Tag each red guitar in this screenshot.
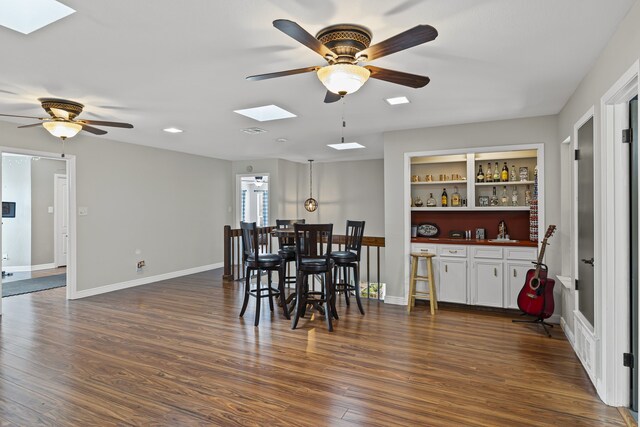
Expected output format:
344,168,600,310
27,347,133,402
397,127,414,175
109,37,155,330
516,225,557,319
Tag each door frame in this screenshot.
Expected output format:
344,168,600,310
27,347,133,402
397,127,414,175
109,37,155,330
597,59,639,406
53,173,67,268
0,147,76,311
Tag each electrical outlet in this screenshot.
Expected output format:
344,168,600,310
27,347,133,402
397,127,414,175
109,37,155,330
137,260,145,269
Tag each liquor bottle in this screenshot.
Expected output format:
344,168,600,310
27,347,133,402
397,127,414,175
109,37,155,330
476,165,484,182
486,163,493,182
490,186,499,206
493,162,500,182
441,188,448,207
451,186,461,207
426,193,437,207
500,186,508,206
510,165,517,181
501,162,509,182
511,186,519,206
525,185,532,206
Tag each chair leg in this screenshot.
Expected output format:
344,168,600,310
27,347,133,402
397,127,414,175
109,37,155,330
267,270,275,312
278,264,290,319
427,257,437,315
239,267,251,317
343,265,351,307
325,270,334,332
353,264,365,315
408,256,418,313
291,272,304,330
254,270,261,327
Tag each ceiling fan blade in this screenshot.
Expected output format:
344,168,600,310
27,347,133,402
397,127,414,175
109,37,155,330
365,66,430,88
17,123,44,129
0,113,46,120
357,25,438,61
80,124,107,135
324,91,342,103
79,119,134,128
273,19,336,59
247,66,320,81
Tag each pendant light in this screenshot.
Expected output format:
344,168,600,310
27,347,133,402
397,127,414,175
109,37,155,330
304,159,318,212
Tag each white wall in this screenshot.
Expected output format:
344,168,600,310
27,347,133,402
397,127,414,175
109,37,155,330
383,115,560,300
1,155,31,267
0,121,233,293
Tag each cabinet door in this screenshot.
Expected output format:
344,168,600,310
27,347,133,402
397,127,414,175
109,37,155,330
438,259,467,304
505,263,532,309
473,260,503,307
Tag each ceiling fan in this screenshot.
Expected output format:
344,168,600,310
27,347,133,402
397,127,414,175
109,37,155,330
0,98,133,140
247,19,438,103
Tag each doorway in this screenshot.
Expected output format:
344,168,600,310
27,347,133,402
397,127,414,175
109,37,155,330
1,154,67,298
237,175,269,227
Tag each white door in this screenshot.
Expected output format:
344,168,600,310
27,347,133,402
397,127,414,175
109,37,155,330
439,259,467,304
54,174,68,267
473,260,504,307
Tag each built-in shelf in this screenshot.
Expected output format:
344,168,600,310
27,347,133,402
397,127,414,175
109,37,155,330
411,207,471,211
411,206,530,211
475,181,535,186
412,180,467,185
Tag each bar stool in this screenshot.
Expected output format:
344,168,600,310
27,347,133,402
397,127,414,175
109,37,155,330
408,252,438,315
331,220,366,315
239,222,289,326
276,219,305,288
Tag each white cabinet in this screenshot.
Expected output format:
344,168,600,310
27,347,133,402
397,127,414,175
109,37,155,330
410,242,537,309
439,258,467,304
505,262,532,309
472,260,503,307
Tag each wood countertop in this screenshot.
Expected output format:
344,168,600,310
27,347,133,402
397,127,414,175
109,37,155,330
411,237,538,247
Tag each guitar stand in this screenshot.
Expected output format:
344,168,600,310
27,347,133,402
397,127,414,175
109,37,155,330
512,314,554,338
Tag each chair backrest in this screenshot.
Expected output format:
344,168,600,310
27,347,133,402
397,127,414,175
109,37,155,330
344,220,366,261
276,218,305,247
294,223,333,265
240,221,259,261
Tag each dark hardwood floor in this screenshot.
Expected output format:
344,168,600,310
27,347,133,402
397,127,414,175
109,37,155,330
0,268,624,426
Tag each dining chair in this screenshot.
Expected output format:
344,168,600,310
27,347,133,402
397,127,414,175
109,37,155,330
331,220,366,315
239,222,289,326
291,223,336,331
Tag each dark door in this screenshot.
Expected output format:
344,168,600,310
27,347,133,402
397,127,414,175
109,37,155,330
577,117,595,327
630,96,638,411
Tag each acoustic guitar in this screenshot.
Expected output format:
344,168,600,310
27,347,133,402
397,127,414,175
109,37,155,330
516,225,557,318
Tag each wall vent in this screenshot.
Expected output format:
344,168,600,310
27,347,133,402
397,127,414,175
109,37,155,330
241,127,267,135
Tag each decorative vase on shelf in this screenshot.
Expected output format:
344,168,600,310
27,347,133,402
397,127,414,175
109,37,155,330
414,196,424,207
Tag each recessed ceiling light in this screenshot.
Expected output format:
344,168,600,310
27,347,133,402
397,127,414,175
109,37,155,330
241,127,267,135
327,142,365,150
275,138,288,143
163,127,183,133
234,105,296,122
385,96,410,105
0,0,75,35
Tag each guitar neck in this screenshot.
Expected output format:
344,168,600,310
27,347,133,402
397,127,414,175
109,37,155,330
534,239,549,278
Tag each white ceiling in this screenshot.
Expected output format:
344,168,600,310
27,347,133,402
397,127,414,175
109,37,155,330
0,0,635,163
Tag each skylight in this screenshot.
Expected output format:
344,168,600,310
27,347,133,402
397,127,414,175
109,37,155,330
0,0,75,35
327,142,365,150
234,105,296,122
385,96,410,105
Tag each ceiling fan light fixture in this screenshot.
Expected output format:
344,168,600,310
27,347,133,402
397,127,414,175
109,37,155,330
42,121,82,139
317,64,370,96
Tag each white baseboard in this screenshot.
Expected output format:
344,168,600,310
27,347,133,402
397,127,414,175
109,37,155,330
384,295,407,305
547,313,561,324
69,262,223,299
561,317,575,346
3,263,56,273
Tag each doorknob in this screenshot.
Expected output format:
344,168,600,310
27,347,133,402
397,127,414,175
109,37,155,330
581,258,595,266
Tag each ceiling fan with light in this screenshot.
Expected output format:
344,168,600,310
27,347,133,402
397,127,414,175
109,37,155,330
0,98,133,140
247,19,438,103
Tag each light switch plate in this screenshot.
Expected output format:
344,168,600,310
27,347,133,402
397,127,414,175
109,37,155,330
48,206,54,213
78,207,88,216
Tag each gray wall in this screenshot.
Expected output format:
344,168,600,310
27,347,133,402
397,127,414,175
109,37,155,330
0,121,233,292
1,155,31,267
383,115,560,300
31,158,65,266
557,0,640,331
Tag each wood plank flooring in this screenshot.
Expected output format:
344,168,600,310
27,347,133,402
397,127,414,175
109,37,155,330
0,268,624,426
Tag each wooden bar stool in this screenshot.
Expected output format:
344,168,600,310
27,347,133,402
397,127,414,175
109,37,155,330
408,253,438,315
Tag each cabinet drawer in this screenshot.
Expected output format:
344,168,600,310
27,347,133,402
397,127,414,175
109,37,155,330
411,243,437,255
438,245,467,258
505,247,537,261
472,246,503,259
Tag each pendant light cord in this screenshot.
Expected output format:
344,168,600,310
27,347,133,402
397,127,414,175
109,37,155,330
309,160,313,198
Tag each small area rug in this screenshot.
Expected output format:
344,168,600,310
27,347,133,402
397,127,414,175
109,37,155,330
2,274,66,297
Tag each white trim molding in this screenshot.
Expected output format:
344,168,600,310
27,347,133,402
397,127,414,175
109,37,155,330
69,263,223,299
3,263,56,273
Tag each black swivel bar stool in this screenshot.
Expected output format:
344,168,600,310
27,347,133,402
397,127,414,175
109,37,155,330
239,222,289,326
276,219,305,289
331,220,366,315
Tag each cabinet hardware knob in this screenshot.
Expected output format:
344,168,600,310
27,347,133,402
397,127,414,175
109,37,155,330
445,265,448,273
449,250,457,253
513,269,517,277
494,267,497,276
